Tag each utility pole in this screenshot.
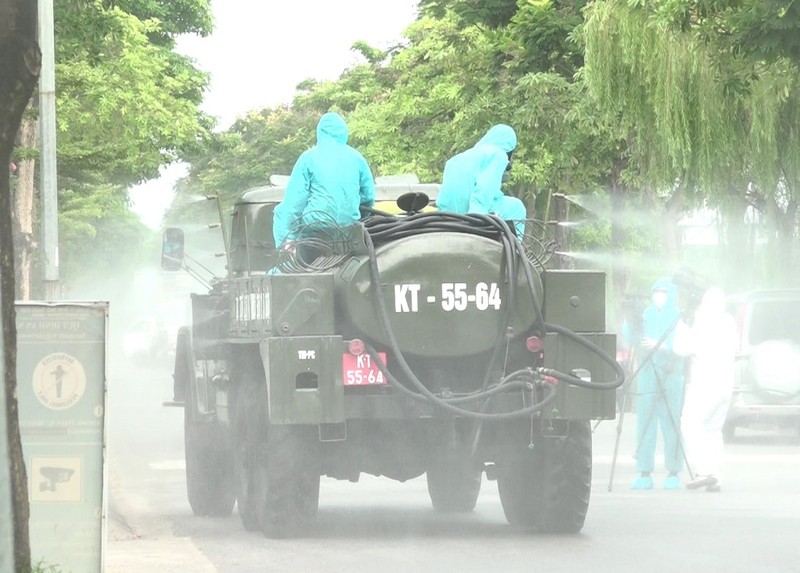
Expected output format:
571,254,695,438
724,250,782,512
39,0,59,299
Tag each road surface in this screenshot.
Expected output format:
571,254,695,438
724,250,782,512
106,358,800,573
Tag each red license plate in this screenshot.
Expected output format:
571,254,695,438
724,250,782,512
342,352,387,386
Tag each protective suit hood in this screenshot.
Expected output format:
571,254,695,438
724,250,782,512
698,287,726,316
476,124,517,153
651,277,678,308
317,112,349,145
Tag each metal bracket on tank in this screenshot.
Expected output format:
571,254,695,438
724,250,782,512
274,288,321,336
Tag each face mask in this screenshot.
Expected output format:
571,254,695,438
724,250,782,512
652,291,668,309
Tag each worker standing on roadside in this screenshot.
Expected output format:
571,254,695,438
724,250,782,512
631,278,686,490
674,287,736,492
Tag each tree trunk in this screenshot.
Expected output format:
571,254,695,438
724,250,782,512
660,187,685,269
14,111,37,301
0,3,41,570
765,198,797,288
609,155,629,326
719,192,751,289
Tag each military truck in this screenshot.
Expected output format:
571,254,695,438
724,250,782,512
161,178,623,537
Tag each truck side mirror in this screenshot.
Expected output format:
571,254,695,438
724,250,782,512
396,192,430,215
161,227,185,271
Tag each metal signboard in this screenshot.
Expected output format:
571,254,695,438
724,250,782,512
16,302,108,573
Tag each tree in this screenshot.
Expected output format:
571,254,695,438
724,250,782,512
174,106,319,210
584,0,800,286
419,0,520,29
0,1,40,569
11,0,213,298
178,0,666,315
12,104,38,299
58,174,155,291
54,1,212,184
653,0,800,64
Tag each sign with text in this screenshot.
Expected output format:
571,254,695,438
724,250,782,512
16,302,107,573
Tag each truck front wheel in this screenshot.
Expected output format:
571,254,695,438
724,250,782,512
233,385,260,531
184,395,236,516
497,420,592,533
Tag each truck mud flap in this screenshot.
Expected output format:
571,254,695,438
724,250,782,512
259,336,344,425
542,333,617,420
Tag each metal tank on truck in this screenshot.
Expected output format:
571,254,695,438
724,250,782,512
161,175,624,538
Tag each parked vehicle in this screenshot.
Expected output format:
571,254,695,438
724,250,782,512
725,290,800,440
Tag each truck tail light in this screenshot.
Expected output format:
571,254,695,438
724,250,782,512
526,336,543,353
348,338,365,356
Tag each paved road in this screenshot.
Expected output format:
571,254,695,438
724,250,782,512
106,359,800,573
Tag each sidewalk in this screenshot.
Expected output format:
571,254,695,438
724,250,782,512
105,471,217,573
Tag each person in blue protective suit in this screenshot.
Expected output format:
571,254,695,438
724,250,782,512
272,112,375,248
632,277,686,490
436,124,527,237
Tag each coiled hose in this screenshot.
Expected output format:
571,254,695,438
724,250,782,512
360,211,625,420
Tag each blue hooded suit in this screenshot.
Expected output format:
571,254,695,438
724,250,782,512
273,112,375,247
437,124,527,236
635,277,686,478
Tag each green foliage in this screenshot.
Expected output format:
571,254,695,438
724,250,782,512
649,0,800,64
178,0,661,284
45,0,212,288
58,175,155,283
419,0,520,29
105,0,213,39
584,0,800,193
180,0,625,212
175,106,320,208
584,0,800,286
501,0,588,76
22,558,63,573
55,0,212,184
584,0,733,190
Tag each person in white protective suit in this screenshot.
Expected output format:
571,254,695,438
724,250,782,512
674,287,737,492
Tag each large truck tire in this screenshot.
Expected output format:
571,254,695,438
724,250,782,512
252,413,321,538
497,420,592,533
184,399,236,516
178,330,235,517
426,459,482,512
233,384,260,531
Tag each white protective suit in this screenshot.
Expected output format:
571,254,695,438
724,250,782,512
674,288,737,481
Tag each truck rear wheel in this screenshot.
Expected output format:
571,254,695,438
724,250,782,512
426,459,482,512
497,420,592,533
184,395,236,517
253,423,321,538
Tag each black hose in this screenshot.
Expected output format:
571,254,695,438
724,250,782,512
541,322,626,390
364,226,557,420
368,213,523,385
359,211,624,420
367,341,559,420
